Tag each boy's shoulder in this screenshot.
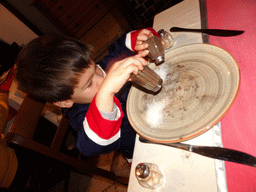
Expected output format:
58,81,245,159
62,103,89,131
62,103,89,116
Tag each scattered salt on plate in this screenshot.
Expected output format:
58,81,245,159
144,63,172,128
145,98,168,128
154,63,172,83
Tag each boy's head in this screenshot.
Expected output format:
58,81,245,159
16,35,105,108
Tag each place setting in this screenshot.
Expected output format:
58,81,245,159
126,0,256,191
127,25,255,190
128,28,240,143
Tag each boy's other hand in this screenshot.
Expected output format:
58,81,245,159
101,54,148,95
96,55,148,112
134,29,154,57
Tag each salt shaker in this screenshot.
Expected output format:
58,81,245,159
130,65,163,92
144,35,165,65
135,163,163,189
158,29,174,50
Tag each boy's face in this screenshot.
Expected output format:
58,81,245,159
55,60,105,108
72,60,105,104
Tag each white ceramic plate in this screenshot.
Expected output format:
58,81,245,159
127,44,240,143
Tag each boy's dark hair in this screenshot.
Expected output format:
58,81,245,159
15,35,93,103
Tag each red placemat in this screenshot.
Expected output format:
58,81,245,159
206,1,256,191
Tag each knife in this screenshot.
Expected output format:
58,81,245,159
170,27,244,36
139,136,256,167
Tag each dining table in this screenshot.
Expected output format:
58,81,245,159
127,0,256,191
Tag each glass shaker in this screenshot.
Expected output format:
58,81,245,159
135,163,164,189
158,29,174,50
130,65,163,92
144,35,165,65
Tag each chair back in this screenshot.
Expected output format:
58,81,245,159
4,95,129,187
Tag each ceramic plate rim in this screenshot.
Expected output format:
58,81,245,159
126,43,240,143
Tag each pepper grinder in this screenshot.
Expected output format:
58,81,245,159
135,163,163,189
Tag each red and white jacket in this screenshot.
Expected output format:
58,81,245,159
63,28,160,157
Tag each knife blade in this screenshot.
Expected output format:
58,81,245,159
139,136,256,167
170,27,244,36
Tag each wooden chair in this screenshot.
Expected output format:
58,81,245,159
4,94,129,190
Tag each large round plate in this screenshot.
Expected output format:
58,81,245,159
127,44,240,143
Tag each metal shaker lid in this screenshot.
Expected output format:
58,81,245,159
135,163,150,178
155,55,165,65
157,29,165,37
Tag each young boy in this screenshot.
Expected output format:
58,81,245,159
15,28,160,161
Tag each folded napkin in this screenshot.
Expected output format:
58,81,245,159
206,1,256,191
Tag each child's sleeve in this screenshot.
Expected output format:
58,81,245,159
125,27,160,52
98,27,159,71
84,96,123,145
70,96,124,156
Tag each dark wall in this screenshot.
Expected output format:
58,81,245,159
116,0,183,28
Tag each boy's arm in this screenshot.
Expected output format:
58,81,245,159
125,27,160,53
85,96,123,142
96,55,147,113
100,103,119,120
69,96,123,156
99,27,159,71
73,54,147,155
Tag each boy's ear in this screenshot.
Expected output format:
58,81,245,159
53,100,74,108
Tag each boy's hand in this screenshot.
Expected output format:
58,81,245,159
96,55,148,113
134,29,154,57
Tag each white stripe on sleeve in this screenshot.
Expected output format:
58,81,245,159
125,31,134,51
83,119,121,146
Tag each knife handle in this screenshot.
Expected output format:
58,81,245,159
170,27,201,32
192,146,256,167
139,137,256,167
170,27,244,36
